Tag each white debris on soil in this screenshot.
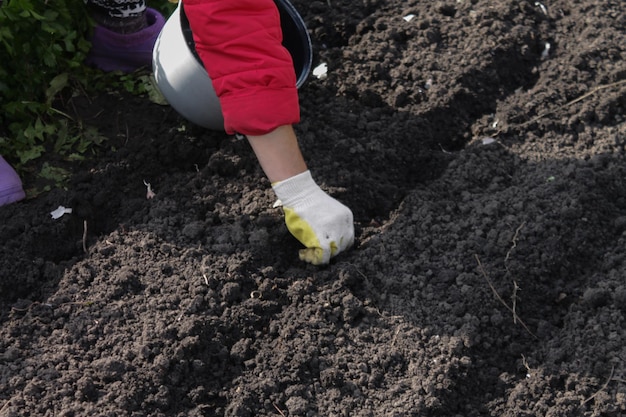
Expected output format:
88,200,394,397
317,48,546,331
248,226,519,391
144,180,156,199
313,63,328,79
50,205,72,220
541,42,551,60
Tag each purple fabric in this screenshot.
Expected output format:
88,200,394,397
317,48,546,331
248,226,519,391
85,7,165,72
0,156,25,207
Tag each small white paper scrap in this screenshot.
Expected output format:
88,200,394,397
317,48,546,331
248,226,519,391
541,42,551,60
482,137,497,145
312,63,328,79
50,205,73,220
144,180,156,199
403,14,415,22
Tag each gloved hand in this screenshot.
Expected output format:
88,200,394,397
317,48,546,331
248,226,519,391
272,170,354,265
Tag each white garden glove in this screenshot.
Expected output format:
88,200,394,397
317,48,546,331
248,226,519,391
272,170,354,265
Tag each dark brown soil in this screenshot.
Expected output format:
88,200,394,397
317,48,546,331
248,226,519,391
1,0,625,416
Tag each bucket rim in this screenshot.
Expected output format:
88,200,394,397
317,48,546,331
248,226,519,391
178,0,313,88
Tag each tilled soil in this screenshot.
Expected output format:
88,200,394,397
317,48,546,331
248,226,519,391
1,0,625,416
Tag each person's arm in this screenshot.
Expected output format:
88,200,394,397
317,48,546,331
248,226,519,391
247,125,354,265
246,125,307,183
184,0,299,136
184,0,354,264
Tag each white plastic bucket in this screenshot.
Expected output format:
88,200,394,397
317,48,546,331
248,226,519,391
152,0,312,130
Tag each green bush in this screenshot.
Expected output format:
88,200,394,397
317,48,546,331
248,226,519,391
0,0,175,171
0,0,95,167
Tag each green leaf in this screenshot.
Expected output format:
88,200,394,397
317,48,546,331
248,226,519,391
42,50,57,67
46,73,69,102
39,162,70,185
18,145,45,164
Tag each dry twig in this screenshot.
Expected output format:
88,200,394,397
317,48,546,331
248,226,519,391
521,354,533,376
272,403,286,417
475,254,538,339
505,222,526,263
504,223,525,324
518,79,626,127
512,280,520,324
82,220,88,254
580,365,615,407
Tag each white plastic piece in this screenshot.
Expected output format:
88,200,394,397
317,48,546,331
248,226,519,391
313,63,328,79
534,2,548,15
50,206,73,220
541,42,551,60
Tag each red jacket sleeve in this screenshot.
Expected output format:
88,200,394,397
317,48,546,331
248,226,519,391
183,0,300,136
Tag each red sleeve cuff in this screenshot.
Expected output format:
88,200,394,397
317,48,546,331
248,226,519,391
219,85,300,136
